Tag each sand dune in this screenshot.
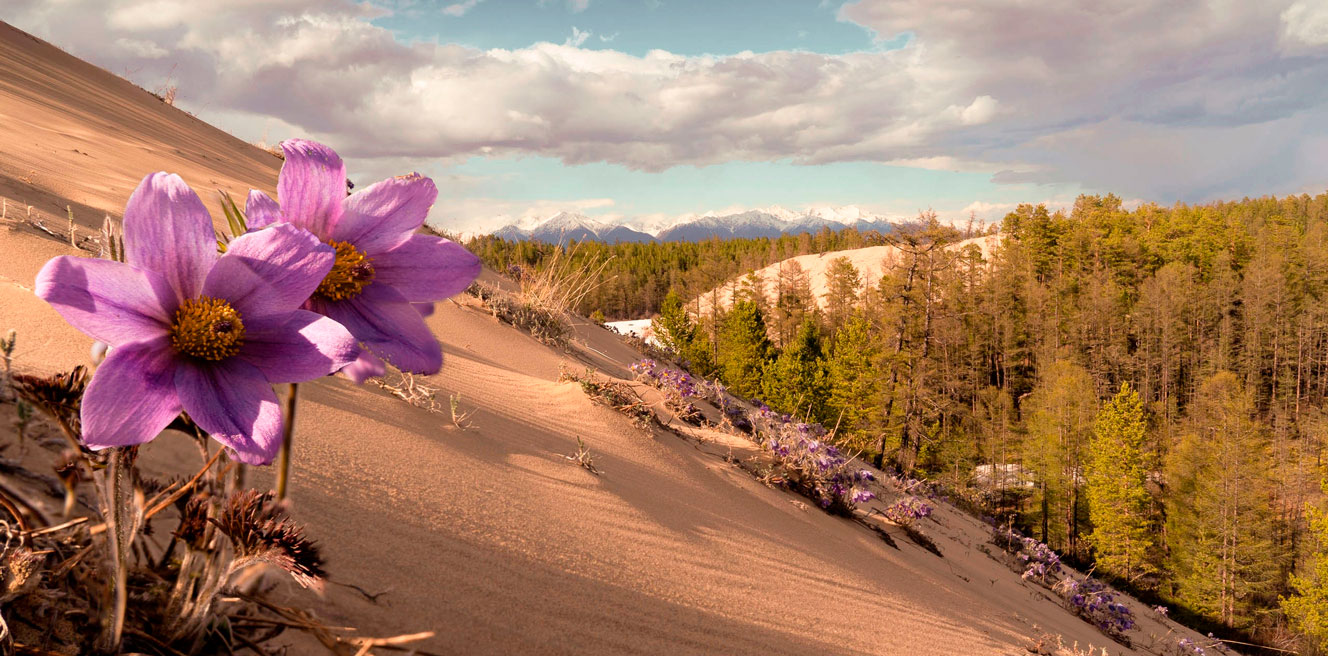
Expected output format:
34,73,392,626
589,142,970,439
696,234,1002,317
0,20,1220,655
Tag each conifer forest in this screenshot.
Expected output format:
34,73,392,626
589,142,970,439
474,192,1328,649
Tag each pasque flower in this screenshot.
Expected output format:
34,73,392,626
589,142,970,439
35,173,360,464
245,140,480,381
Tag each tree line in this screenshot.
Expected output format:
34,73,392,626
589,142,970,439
465,224,905,320
650,193,1328,651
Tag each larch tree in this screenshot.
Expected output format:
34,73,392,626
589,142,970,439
822,256,862,338
1284,473,1328,652
1022,360,1097,558
1166,371,1279,628
1086,382,1157,583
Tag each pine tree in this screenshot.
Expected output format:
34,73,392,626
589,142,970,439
652,289,714,376
761,317,828,422
1086,382,1156,583
1167,372,1279,628
825,312,882,453
717,300,773,399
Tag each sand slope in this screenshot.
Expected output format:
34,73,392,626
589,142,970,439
696,234,1002,316
0,21,281,240
0,20,1224,656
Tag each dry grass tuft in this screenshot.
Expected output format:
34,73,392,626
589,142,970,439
559,367,657,429
511,242,613,318
467,281,570,347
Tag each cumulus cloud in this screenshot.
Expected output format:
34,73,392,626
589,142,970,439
3,0,1327,205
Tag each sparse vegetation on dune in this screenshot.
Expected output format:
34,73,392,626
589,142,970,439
467,280,571,347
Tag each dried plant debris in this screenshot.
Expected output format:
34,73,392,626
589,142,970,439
0,365,439,656
467,281,569,347
563,436,601,475
559,368,657,429
11,365,87,440
373,369,443,413
212,489,326,591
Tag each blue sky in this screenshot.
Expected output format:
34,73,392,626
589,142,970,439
367,0,1070,231
376,0,886,56
6,0,1327,234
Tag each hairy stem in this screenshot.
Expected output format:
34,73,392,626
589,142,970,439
275,383,299,500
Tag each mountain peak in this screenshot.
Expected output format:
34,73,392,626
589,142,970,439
490,206,900,244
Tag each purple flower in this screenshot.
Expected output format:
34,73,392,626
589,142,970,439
35,173,360,464
246,139,481,381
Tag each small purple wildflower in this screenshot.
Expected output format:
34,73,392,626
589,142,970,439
247,140,481,381
1055,577,1135,635
752,412,874,513
36,173,360,464
1177,637,1206,655
884,497,934,525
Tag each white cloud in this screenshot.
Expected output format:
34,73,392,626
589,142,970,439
2,0,1327,206
442,0,484,17
113,37,167,58
567,0,589,13
1282,1,1328,53
565,26,590,47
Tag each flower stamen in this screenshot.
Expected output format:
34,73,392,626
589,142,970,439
171,297,245,361
315,240,374,301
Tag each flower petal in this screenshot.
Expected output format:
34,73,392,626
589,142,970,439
175,358,283,465
331,173,437,254
34,256,175,346
371,234,480,302
310,284,442,375
414,302,435,317
203,223,334,318
338,350,386,383
278,139,346,240
245,190,282,229
123,172,217,301
237,310,360,383
81,337,181,450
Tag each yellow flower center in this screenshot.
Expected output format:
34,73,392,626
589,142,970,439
171,297,245,361
315,240,375,301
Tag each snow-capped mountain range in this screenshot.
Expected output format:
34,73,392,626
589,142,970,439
489,206,900,244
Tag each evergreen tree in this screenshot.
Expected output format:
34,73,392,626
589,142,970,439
825,312,882,453
717,300,773,399
652,290,714,375
1086,382,1156,583
1167,372,1279,628
761,317,828,422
